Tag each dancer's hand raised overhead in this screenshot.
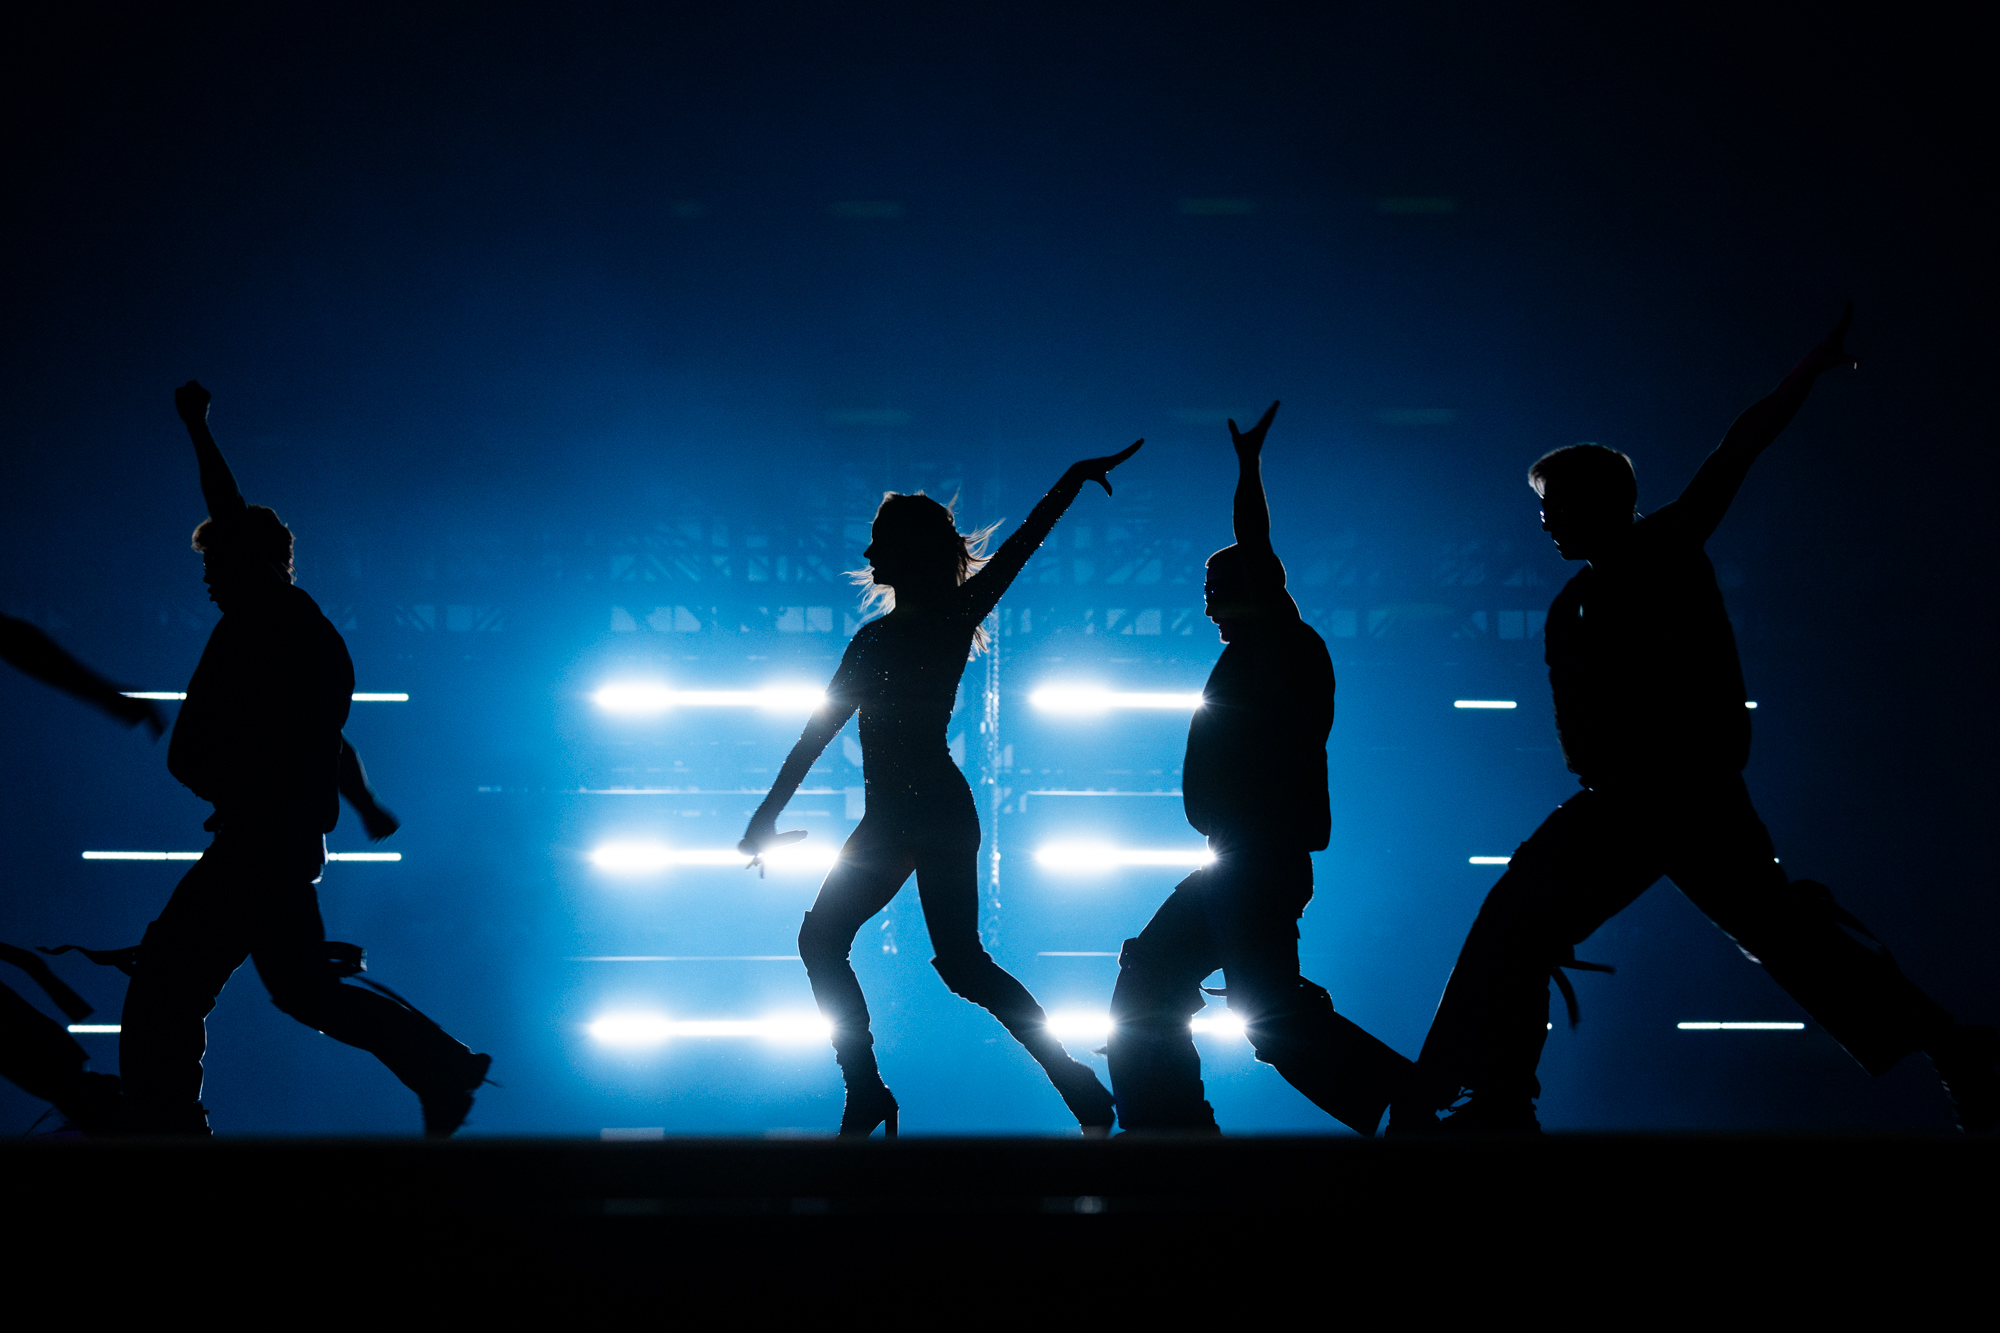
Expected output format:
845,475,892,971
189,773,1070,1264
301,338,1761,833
1797,302,1858,377
1228,402,1280,461
174,380,212,428
1062,439,1143,497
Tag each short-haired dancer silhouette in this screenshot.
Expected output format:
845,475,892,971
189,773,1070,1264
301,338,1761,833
740,441,1142,1136
1392,308,1997,1133
117,382,491,1136
1105,404,1409,1134
0,622,162,1132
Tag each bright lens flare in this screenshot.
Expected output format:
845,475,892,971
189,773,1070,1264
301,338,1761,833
1034,842,1215,872
1029,688,1204,714
593,684,825,713
586,1012,833,1046
589,842,838,873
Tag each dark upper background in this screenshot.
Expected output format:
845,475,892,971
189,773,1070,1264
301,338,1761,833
0,2,1990,1135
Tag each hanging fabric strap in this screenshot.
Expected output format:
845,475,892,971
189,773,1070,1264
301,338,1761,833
0,941,95,1021
1551,949,1616,1028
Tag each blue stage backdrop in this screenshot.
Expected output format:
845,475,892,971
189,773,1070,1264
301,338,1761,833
0,3,1989,1135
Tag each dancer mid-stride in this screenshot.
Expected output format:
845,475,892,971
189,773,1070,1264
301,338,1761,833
740,439,1142,1137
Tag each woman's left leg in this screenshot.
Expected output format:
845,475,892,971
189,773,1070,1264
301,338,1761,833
913,826,1115,1131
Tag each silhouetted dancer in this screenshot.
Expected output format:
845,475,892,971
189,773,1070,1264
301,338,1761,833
1390,307,1998,1134
0,620,162,1132
117,381,491,1137
1104,404,1410,1134
740,441,1143,1136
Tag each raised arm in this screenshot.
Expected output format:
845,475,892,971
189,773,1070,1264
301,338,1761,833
0,615,164,738
338,736,401,841
962,439,1143,618
174,381,248,523
1227,401,1280,557
1674,306,1857,541
738,655,863,864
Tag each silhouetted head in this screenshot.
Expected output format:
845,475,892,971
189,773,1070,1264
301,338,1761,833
1204,544,1290,642
192,506,295,610
852,491,997,646
1528,443,1637,563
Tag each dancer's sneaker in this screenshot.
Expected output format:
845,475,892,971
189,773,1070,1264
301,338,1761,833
1435,1094,1543,1136
421,1052,493,1139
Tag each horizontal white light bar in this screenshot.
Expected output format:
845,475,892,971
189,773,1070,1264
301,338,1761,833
1028,688,1204,714
67,1024,120,1034
589,841,837,873
1034,842,1215,872
120,692,407,702
1745,701,1758,709
1453,700,1517,710
1044,1011,1247,1040
1469,856,1512,865
84,851,400,862
593,684,825,713
586,1013,834,1046
1676,1022,1804,1031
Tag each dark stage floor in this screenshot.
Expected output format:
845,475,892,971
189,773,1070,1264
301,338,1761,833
10,1133,1992,1308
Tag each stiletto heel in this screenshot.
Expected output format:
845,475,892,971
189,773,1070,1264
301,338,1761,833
839,1080,899,1137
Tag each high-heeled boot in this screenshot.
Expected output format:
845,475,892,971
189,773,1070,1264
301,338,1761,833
838,1074,899,1137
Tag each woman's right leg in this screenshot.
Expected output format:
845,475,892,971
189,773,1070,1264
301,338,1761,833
797,818,914,1097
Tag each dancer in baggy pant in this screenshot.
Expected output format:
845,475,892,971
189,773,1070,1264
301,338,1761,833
740,439,1142,1136
0,618,163,1132
1105,403,1410,1135
1390,307,1997,1134
117,381,490,1137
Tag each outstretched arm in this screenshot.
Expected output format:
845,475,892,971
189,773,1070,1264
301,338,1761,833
963,439,1143,617
1675,305,1857,541
739,650,863,861
1228,401,1280,557
338,736,401,841
0,615,164,738
175,381,247,523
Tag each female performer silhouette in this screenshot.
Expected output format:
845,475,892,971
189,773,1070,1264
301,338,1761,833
740,440,1142,1136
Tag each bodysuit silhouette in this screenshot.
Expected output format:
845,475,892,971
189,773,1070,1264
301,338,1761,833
741,440,1142,1136
0,621,162,1132
116,381,490,1136
1104,404,1409,1134
1391,307,1998,1133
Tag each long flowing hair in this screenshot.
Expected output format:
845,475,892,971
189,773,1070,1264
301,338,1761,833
848,491,1001,655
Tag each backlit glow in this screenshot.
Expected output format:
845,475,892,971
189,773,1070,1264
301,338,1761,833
590,841,838,873
1676,1021,1804,1031
593,684,825,713
1029,688,1204,713
1034,842,1215,872
1042,1011,1248,1040
1453,700,1517,710
586,1012,834,1046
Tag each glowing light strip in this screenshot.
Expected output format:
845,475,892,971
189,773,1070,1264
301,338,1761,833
1046,1010,1247,1040
1469,856,1511,865
1034,843,1215,871
1676,1022,1804,1031
586,1013,834,1045
120,692,408,702
592,684,825,713
1028,688,1204,713
1745,701,1758,709
84,851,400,862
589,842,837,872
1453,700,1517,710
67,1025,120,1034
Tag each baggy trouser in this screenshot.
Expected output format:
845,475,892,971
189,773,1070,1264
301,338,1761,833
1409,775,1955,1111
119,839,479,1128
1108,853,1410,1135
